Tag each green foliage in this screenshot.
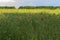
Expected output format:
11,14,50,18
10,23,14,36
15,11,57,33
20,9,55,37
0,7,15,9
0,6,60,9
19,6,60,9
0,13,60,40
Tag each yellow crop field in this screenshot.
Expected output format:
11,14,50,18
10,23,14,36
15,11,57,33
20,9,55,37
0,9,60,15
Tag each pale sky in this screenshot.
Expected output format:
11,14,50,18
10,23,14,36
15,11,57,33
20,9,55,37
0,0,60,7
19,0,60,6
0,0,15,2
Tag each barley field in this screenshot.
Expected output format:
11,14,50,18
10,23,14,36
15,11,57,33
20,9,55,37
0,7,60,40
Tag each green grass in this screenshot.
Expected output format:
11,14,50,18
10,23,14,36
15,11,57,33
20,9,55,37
0,13,60,40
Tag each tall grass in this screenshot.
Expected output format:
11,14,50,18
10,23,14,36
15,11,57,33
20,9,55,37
0,13,60,40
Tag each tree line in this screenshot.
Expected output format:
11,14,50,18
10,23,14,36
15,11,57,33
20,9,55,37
0,6,60,9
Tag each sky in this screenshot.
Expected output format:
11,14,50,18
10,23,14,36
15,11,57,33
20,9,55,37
21,0,60,6
15,0,60,6
0,0,60,7
0,0,15,2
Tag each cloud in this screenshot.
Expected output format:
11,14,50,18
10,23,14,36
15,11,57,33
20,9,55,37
0,0,15,2
0,0,15,6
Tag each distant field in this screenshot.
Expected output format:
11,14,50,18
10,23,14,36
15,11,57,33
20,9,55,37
0,9,60,15
0,8,60,40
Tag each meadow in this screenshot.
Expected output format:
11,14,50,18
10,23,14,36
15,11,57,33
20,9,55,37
0,7,60,40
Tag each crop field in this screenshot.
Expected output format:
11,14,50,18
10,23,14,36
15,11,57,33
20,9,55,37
0,9,60,14
0,8,60,40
